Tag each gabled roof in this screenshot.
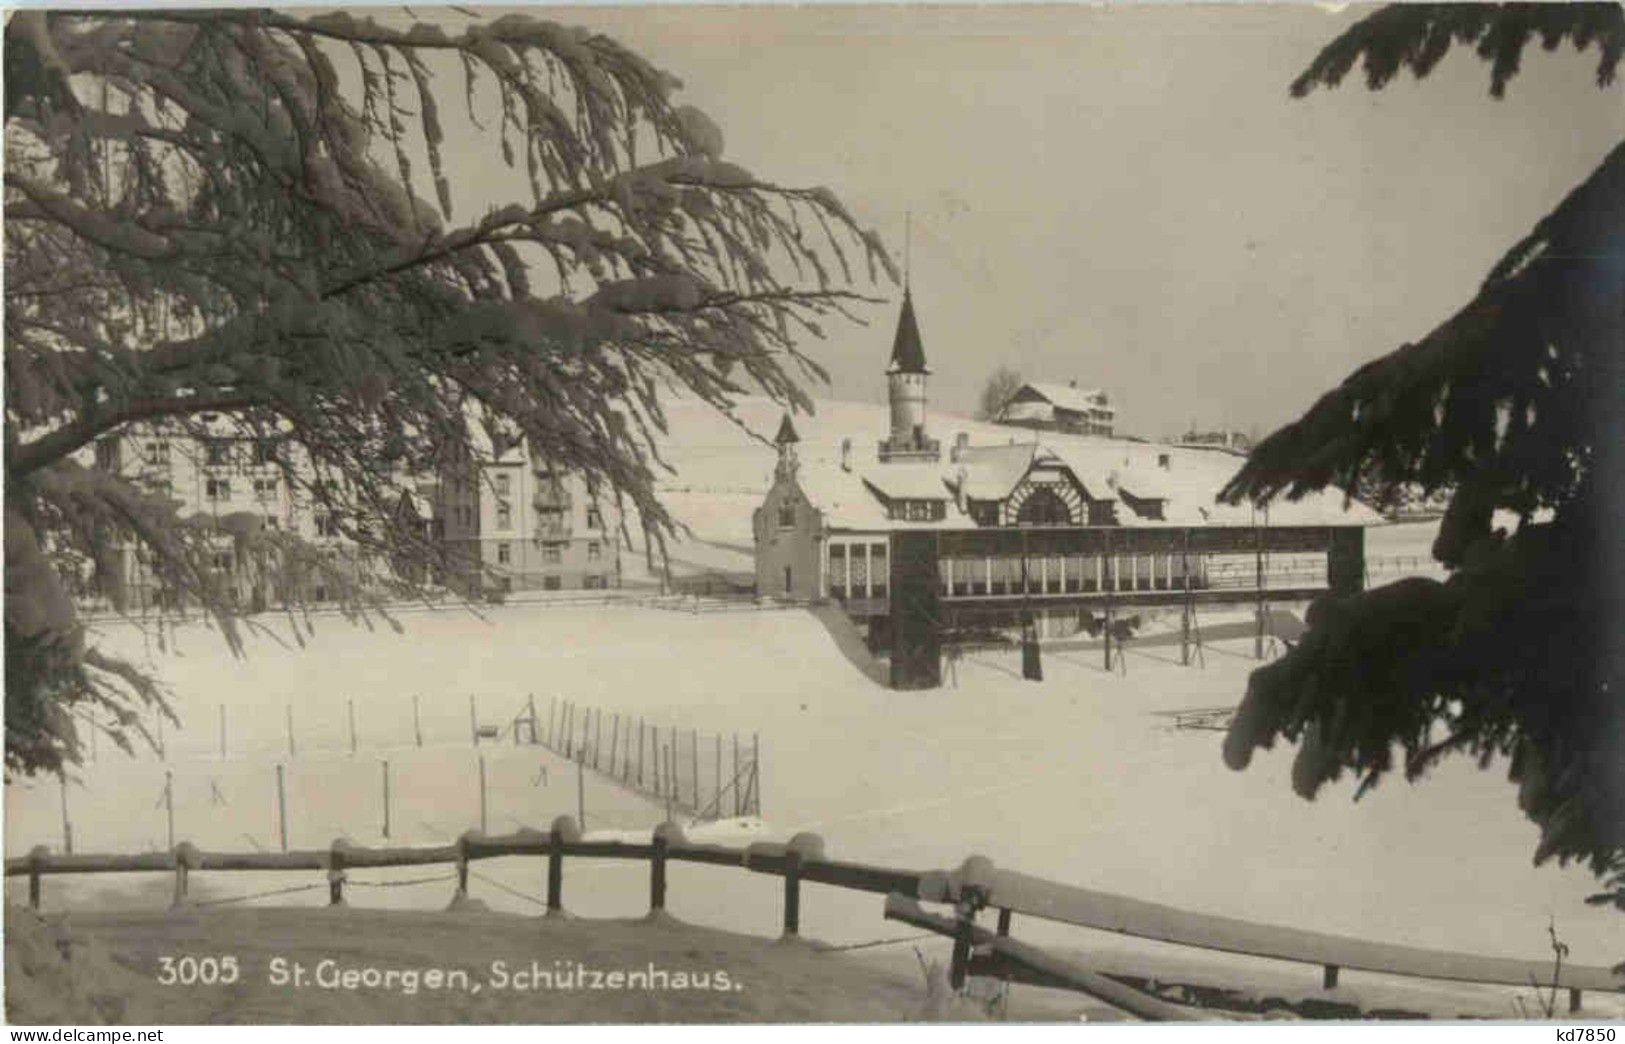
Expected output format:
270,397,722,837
774,413,800,445
953,443,1038,501
887,289,929,374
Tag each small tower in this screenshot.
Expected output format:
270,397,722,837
774,412,801,480
878,288,941,463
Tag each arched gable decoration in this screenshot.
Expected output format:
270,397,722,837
1002,471,1085,526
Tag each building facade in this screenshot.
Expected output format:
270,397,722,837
437,438,622,597
753,293,1373,689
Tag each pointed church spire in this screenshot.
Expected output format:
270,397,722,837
774,412,800,445
888,287,928,375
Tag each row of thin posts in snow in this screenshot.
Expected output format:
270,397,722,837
526,695,760,824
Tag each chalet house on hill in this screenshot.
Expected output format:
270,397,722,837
997,381,1115,437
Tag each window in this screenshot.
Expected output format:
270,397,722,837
542,543,563,565
870,543,888,599
315,513,340,538
254,477,278,500
585,506,602,530
543,576,562,591
494,473,511,496
145,440,170,466
587,541,602,562
497,543,511,565
253,439,278,466
500,576,514,593
777,502,796,528
204,439,231,466
211,551,233,571
584,574,602,590
495,501,512,531
206,478,231,501
828,544,847,601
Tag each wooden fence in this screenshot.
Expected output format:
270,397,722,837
523,697,761,823
8,833,1619,1020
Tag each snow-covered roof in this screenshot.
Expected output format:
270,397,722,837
954,443,1038,500
793,461,960,531
862,463,951,501
1020,382,1111,415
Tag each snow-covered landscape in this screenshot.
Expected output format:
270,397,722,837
7,396,1615,1018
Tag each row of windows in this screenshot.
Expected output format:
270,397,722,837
495,541,602,565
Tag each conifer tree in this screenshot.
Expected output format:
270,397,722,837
3,10,892,775
1219,4,1624,926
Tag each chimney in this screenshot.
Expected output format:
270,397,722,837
952,432,969,463
954,466,968,515
840,437,852,472
1158,452,1171,470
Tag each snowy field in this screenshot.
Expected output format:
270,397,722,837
8,576,1619,1014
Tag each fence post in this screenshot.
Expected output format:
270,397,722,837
576,756,587,832
733,734,741,817
327,838,348,906
381,759,391,840
714,733,722,820
638,719,645,787
548,815,579,917
753,733,761,815
594,709,603,771
349,698,358,756
478,754,488,835
27,845,47,910
453,831,472,903
413,695,423,748
172,841,200,908
219,703,227,760
610,714,620,777
669,727,678,803
469,694,479,747
275,764,288,852
690,728,699,812
527,695,539,745
650,822,685,915
164,769,175,849
58,771,73,855
287,704,297,758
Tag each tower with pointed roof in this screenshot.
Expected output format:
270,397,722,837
878,288,941,463
773,411,801,480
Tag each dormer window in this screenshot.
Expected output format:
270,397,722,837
777,502,796,529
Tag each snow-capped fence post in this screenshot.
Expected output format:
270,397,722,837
781,833,824,938
171,842,199,908
547,815,579,916
452,832,472,902
649,823,682,913
326,839,348,906
27,845,47,910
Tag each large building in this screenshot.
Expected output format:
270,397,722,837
436,434,623,598
753,292,1376,688
997,381,1115,437
82,418,390,611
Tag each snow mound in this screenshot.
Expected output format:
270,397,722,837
4,905,160,1025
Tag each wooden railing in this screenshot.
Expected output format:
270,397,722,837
7,833,1620,1020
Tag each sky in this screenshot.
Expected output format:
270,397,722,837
432,3,1624,440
